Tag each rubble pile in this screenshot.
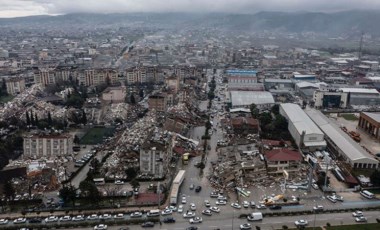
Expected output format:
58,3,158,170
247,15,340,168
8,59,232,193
108,103,129,121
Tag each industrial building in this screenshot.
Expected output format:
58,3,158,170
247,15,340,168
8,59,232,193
229,91,275,109
306,109,379,169
280,103,326,150
313,89,349,108
358,112,380,140
264,78,294,90
339,88,380,105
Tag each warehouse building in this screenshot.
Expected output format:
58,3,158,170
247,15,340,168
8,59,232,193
306,109,379,169
280,103,326,150
313,89,349,108
229,91,275,109
340,88,380,106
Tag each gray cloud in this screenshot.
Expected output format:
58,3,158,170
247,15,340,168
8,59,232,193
1,0,380,17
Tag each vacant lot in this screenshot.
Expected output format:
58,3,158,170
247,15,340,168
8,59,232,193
327,223,380,230
80,127,115,145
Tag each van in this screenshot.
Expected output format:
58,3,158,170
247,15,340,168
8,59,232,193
360,190,374,199
247,212,263,221
147,209,160,217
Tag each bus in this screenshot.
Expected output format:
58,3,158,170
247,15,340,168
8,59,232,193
93,178,105,185
360,190,374,199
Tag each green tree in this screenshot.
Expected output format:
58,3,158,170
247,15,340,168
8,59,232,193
59,185,77,207
34,113,39,126
250,103,259,119
79,181,100,201
81,110,87,124
130,179,140,189
1,78,7,96
73,135,80,144
274,114,288,131
271,104,280,115
125,167,137,179
3,180,15,200
370,170,380,186
130,93,136,104
47,112,52,127
259,112,272,128
30,111,35,125
26,111,30,126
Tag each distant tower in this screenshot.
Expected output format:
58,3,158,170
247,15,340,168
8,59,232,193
358,32,364,61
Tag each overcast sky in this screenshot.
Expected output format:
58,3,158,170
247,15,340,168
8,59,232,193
1,0,380,18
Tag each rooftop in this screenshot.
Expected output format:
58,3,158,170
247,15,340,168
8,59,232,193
230,91,274,107
265,148,303,162
339,88,379,95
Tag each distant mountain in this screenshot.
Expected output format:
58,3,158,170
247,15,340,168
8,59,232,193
1,10,380,36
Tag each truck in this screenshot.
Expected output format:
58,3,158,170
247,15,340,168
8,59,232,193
247,212,263,221
169,170,186,205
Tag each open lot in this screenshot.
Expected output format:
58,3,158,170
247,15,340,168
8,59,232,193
80,127,115,145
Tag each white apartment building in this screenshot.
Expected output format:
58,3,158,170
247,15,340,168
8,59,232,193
6,77,26,95
139,145,166,178
23,133,73,158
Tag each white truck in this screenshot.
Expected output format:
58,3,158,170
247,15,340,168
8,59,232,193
247,212,263,221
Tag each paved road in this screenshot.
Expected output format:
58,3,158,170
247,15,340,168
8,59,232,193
68,210,380,230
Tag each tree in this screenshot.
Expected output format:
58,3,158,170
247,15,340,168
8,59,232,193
3,180,15,200
274,114,288,131
259,112,272,128
125,167,137,180
79,181,100,201
73,135,80,144
59,185,76,207
30,111,35,125
1,78,7,96
81,110,87,124
139,89,144,98
271,104,280,115
34,113,39,126
370,170,380,186
250,103,259,119
26,111,30,126
130,93,136,104
47,112,52,127
130,179,140,189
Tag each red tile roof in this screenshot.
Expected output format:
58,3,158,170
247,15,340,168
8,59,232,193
265,148,303,162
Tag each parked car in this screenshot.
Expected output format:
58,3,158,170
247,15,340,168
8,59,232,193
204,200,211,207
163,217,176,223
130,212,142,218
210,206,220,213
313,205,324,211
94,224,108,230
59,216,71,222
44,216,58,223
269,205,282,210
202,209,212,216
190,184,195,190
243,201,249,208
189,217,203,224
295,220,308,226
13,218,27,224
231,202,242,209
178,205,184,213
87,214,99,220
195,186,202,193
141,222,154,227
162,209,172,215
183,211,196,218
240,223,252,230
216,200,227,205
0,219,8,225
352,211,363,217
355,216,367,222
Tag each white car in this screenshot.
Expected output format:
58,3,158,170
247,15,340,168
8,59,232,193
130,212,142,218
240,223,252,230
189,216,203,224
0,219,8,225
231,202,242,209
59,216,71,222
182,197,187,204
162,209,172,215
210,206,220,213
183,211,196,218
352,211,363,217
94,224,108,230
178,205,183,213
114,213,124,219
216,200,227,205
44,216,58,223
313,205,324,211
72,215,85,221
115,180,124,185
87,214,99,220
217,195,227,200
166,205,177,212
256,204,266,209
355,216,367,222
295,220,309,226
202,209,212,216
99,214,112,220
250,201,256,208
326,195,337,203
204,200,211,207
13,218,27,224
190,203,196,211
243,201,249,208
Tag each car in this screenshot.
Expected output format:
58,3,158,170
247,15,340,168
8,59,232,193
313,205,324,211
190,184,195,190
269,205,282,210
326,195,337,203
87,214,99,220
295,220,309,226
186,227,198,230
29,218,42,223
13,218,27,224
190,203,196,211
352,211,363,217
59,216,71,222
114,213,124,219
163,217,176,223
216,200,227,205
0,219,8,225
231,202,241,209
243,201,249,208
162,209,173,215
210,206,220,213
256,204,266,209
94,224,108,230
115,180,124,185
240,223,252,230
217,195,227,200
166,205,177,212
99,214,112,220
44,216,58,223
130,212,142,218
312,183,319,190
355,216,367,222
210,192,219,198
189,217,203,224
178,205,184,213
182,197,187,204
204,200,211,207
332,194,344,202
195,186,202,193
202,209,212,216
250,201,256,208
141,222,154,227
183,211,196,218
72,215,85,221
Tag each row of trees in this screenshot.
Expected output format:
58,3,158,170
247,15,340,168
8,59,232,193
0,78,7,97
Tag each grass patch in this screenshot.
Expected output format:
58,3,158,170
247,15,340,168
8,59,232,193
352,169,375,177
341,113,358,121
80,127,115,145
326,223,380,230
0,95,14,103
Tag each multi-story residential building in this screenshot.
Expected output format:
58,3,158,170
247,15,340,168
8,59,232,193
148,93,167,112
23,133,73,159
139,143,167,178
165,74,180,93
6,77,26,95
265,148,303,176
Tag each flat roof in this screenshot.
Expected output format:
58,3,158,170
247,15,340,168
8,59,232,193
305,109,378,164
264,78,293,83
280,103,325,136
230,91,274,106
226,69,257,75
339,88,379,95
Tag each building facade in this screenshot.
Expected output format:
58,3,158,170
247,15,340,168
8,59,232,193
6,77,26,95
139,145,166,178
148,94,167,112
23,133,73,158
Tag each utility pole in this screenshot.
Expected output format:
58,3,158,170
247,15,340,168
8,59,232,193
323,158,330,194
157,181,161,210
